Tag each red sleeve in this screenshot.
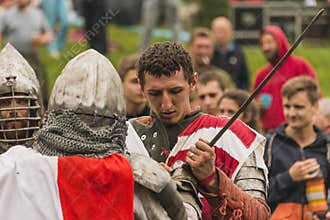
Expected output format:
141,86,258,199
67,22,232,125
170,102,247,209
253,67,268,91
199,169,270,220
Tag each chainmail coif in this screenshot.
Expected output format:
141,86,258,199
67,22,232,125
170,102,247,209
33,109,127,157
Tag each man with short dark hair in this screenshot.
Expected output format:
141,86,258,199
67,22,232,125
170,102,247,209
196,72,225,115
253,25,317,132
189,27,234,89
265,76,329,219
118,54,149,119
130,41,270,219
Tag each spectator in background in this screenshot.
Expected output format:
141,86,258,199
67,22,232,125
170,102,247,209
0,0,52,107
81,0,108,55
264,77,329,219
218,89,262,133
196,72,225,116
314,98,330,220
314,98,330,136
253,25,317,133
211,16,250,90
41,0,68,58
189,27,235,89
0,0,14,13
140,0,181,51
118,54,149,119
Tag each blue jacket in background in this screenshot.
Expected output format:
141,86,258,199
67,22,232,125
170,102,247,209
264,124,330,212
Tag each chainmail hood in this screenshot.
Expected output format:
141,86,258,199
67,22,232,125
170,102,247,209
33,49,128,157
33,109,127,157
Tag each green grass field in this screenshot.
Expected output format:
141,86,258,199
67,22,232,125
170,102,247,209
40,25,330,96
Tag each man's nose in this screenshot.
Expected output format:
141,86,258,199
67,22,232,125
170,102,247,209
137,84,143,92
9,110,17,118
288,108,296,117
204,96,211,106
161,92,173,109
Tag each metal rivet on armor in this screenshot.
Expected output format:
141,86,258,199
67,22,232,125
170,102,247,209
141,134,146,141
153,132,157,138
151,144,156,150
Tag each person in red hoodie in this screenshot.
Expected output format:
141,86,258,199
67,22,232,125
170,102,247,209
253,25,317,132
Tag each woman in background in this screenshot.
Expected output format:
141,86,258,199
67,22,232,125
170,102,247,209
218,89,262,133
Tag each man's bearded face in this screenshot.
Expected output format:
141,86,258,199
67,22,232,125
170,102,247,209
0,98,29,139
260,33,278,63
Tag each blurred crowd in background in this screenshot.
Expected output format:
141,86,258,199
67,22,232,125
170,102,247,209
0,0,329,219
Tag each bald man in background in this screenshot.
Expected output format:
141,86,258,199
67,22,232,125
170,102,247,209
211,16,250,90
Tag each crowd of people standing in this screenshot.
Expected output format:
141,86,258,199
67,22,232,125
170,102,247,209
0,0,329,219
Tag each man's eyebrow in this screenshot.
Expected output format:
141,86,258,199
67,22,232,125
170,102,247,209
146,88,161,92
169,86,184,90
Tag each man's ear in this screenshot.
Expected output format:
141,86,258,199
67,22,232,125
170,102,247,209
190,72,199,92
